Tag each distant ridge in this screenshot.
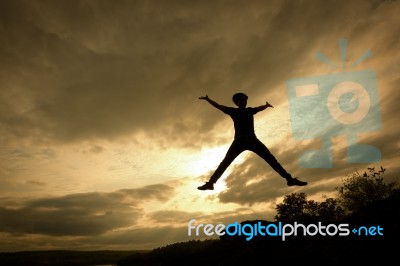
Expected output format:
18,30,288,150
0,250,147,266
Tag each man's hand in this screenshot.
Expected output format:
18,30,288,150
254,101,274,113
199,95,209,100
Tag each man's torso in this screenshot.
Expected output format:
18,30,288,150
224,107,258,140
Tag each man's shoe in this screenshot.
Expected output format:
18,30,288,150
197,182,214,190
287,177,307,186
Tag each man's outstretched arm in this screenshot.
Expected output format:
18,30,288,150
199,95,227,112
254,101,274,113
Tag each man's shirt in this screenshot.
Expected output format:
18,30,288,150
223,107,260,140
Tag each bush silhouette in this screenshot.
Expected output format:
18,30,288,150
275,192,344,222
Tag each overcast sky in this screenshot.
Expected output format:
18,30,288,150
0,0,399,251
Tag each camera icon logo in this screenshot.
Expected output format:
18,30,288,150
286,39,382,168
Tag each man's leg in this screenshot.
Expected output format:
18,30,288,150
250,138,307,186
250,139,291,178
198,141,244,190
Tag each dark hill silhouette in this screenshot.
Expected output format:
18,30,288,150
0,250,146,266
118,191,399,266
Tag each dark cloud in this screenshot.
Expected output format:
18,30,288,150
147,210,203,224
0,184,173,236
0,0,397,149
0,205,273,251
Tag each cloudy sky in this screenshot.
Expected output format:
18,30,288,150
0,0,399,251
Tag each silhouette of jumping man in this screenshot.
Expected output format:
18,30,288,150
197,93,307,190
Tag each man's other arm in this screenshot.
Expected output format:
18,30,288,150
253,101,274,113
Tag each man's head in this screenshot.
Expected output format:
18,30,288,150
232,92,248,108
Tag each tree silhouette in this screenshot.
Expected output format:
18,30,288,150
317,196,344,221
275,166,398,222
336,166,399,213
274,193,308,221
